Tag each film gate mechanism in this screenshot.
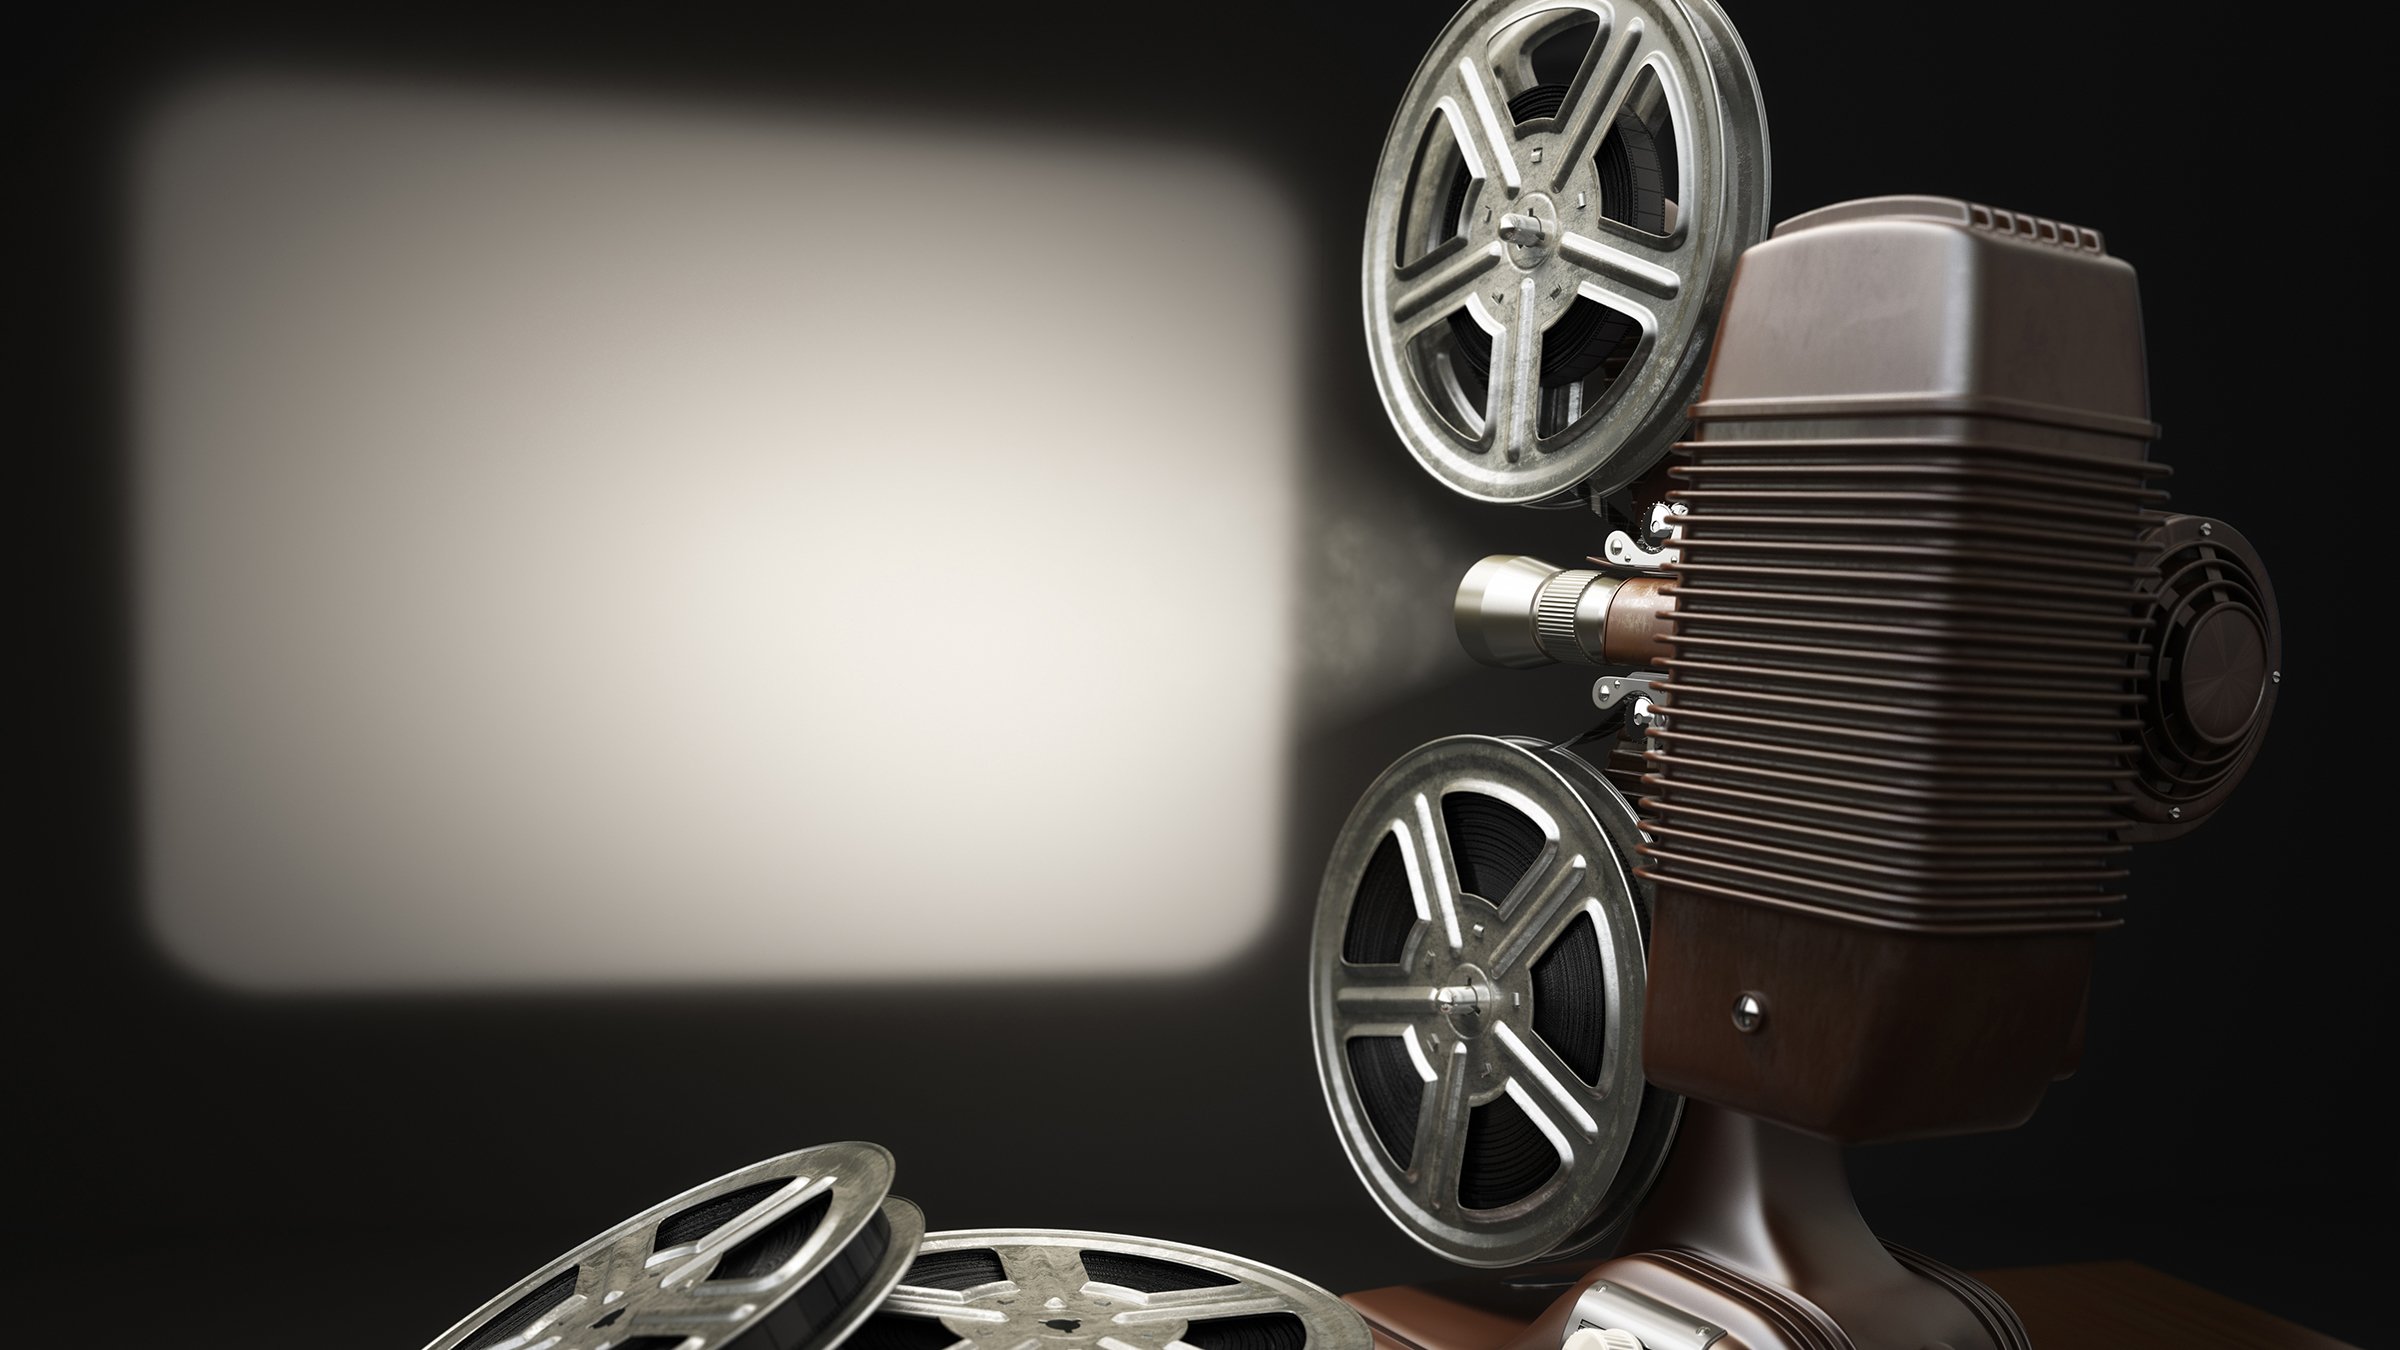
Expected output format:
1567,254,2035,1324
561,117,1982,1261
1315,0,2281,1346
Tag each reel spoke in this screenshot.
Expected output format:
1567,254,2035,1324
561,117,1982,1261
1114,1280,1289,1325
1547,15,1653,193
1494,1021,1605,1138
1486,274,1545,461
657,1175,826,1287
1407,1040,1475,1217
1400,793,1467,954
1331,968,1446,1038
997,1241,1089,1296
1447,55,1525,196
1557,226,1681,304
1391,240,1505,337
1487,851,1589,975
588,1226,658,1296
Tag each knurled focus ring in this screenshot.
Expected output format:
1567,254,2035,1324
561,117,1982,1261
1534,569,1602,662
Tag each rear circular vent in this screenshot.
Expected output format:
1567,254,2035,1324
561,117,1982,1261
2129,515,2279,836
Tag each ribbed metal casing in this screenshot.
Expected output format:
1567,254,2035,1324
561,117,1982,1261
1638,436,2163,933
1634,197,2167,937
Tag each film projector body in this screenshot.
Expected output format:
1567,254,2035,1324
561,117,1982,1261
1316,0,2280,1347
416,2,2283,1347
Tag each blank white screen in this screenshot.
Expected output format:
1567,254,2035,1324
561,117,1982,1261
136,76,1301,990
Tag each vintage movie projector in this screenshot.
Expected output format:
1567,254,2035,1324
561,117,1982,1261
1308,0,2281,1347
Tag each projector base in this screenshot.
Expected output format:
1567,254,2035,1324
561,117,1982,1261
1348,1104,2024,1350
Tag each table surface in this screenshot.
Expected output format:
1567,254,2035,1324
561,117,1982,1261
1974,1261,2356,1350
1345,1261,2356,1350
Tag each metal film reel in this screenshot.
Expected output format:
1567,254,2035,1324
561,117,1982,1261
1363,0,1770,504
423,1142,923,1350
854,1230,1372,1350
1309,736,1678,1266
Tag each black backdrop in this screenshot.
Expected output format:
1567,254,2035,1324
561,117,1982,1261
18,2,2384,1344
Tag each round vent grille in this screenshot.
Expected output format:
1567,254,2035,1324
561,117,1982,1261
2130,515,2279,835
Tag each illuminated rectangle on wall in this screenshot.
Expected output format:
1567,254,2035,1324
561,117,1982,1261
135,76,1300,990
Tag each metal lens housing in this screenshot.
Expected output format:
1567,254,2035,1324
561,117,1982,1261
1309,735,1678,1266
1362,0,1770,503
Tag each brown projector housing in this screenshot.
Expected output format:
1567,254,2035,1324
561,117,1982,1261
1637,195,2216,1144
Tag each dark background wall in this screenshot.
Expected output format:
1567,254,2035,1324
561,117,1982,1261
19,2,2382,1344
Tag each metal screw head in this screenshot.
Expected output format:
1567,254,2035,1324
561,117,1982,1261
2200,521,2214,536
2271,669,2282,683
2169,806,2183,820
1731,992,1766,1033
1630,696,1662,733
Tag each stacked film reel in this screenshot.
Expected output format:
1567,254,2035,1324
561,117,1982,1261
1317,0,1770,1265
859,1231,1373,1350
424,1143,921,1350
423,1146,1370,1350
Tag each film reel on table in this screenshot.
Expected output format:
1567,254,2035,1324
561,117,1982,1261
423,1142,921,1350
1309,736,1679,1267
852,1230,1371,1350
1363,0,1769,505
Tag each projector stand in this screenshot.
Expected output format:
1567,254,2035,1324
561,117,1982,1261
1347,1104,2025,1350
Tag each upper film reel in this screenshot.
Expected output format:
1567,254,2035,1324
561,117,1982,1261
1309,736,1678,1267
423,1142,922,1350
854,1230,1373,1350
1363,0,1770,504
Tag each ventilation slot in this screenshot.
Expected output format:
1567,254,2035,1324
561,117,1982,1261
1341,831,1419,964
1441,792,1546,905
905,1247,1007,1291
1460,1092,1559,1210
1079,1250,1238,1293
653,1179,789,1253
1530,912,1607,1083
1397,112,1471,268
1184,1314,1309,1350
1595,68,1671,234
1345,1035,1424,1168
711,1191,830,1282
848,1313,969,1350
455,1269,580,1350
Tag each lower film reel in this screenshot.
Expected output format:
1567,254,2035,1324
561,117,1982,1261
853,1230,1371,1350
1310,735,1678,1266
424,1141,923,1350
